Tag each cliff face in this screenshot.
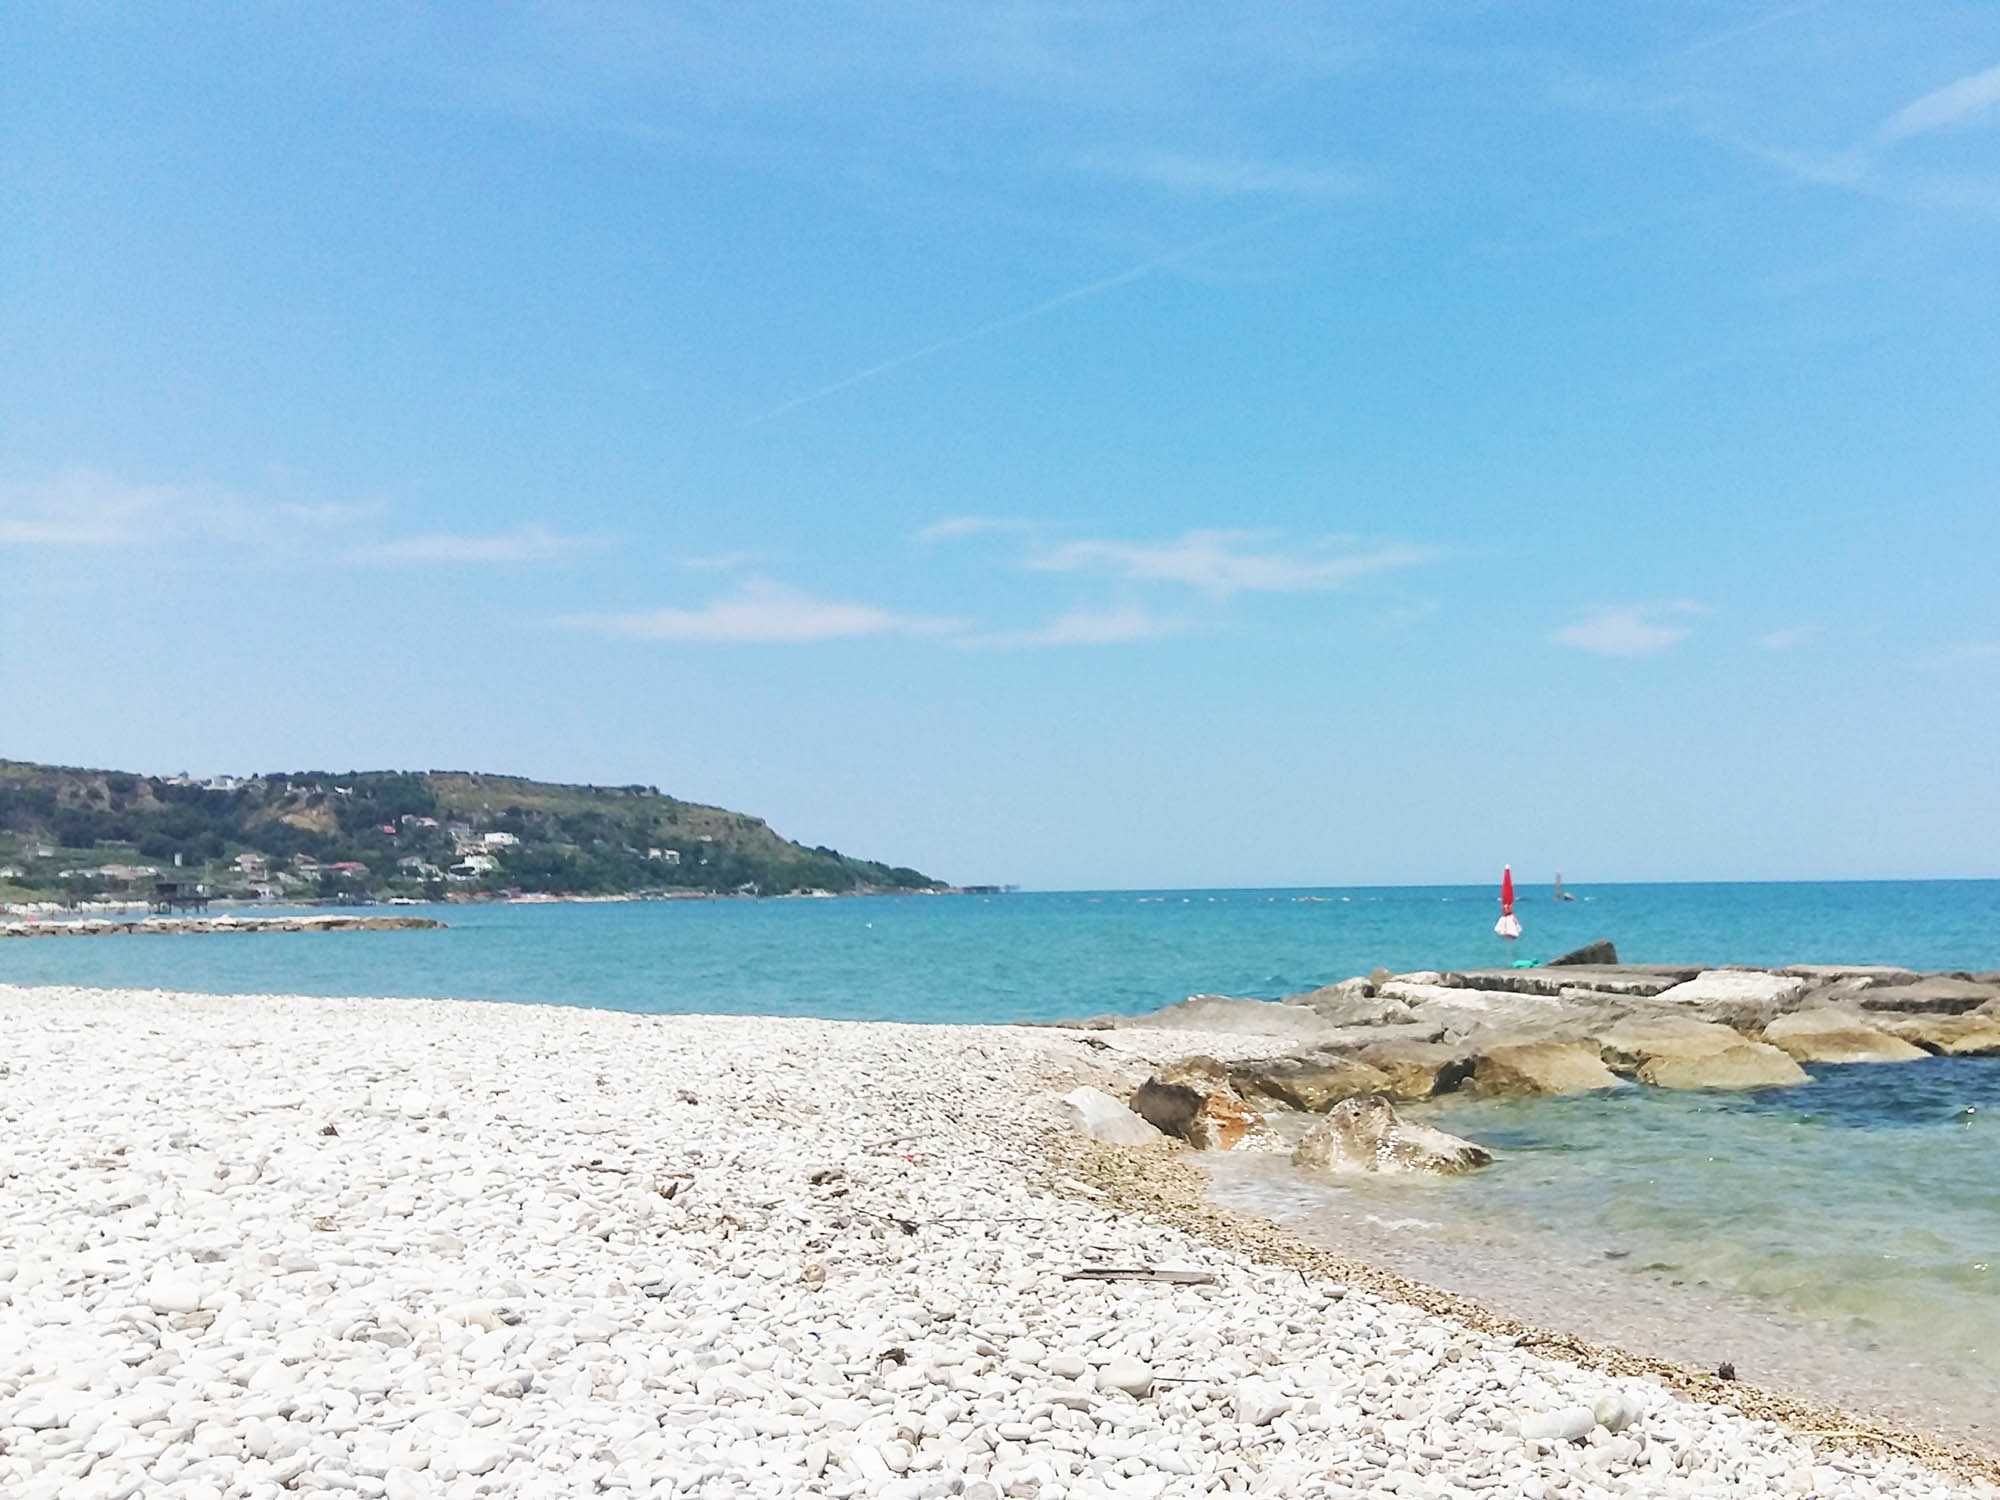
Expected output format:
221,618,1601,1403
0,760,943,898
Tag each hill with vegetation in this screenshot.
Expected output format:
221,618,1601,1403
0,760,944,903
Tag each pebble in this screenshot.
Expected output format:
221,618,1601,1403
0,982,1982,1500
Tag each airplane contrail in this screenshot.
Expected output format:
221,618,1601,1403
743,205,1303,427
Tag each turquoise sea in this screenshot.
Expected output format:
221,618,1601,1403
7,879,1999,1441
3,879,1996,1021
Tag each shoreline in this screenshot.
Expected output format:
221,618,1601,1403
2,982,1994,1497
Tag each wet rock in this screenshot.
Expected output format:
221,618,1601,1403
1761,1009,1928,1064
1228,1053,1396,1112
1130,1058,1276,1151
1468,1041,1626,1097
1548,939,1619,967
1854,977,2000,1015
1291,1094,1493,1174
1596,1016,1809,1089
1057,1086,1163,1146
1637,1044,1809,1090
1353,1039,1477,1100
1871,1012,2000,1056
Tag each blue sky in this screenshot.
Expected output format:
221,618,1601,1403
4,3,1997,888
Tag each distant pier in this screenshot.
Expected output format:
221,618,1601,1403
1,913,445,939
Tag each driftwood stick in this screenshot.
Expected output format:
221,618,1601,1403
1061,1267,1219,1285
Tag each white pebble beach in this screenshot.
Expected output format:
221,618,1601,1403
1,982,1991,1500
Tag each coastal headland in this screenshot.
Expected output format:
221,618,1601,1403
3,977,1995,1499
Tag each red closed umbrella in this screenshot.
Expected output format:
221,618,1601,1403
1495,865,1521,940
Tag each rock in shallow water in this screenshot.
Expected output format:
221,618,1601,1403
1469,1041,1626,1098
1762,1008,1928,1064
1291,1094,1493,1174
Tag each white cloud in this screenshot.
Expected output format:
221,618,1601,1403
916,515,1037,542
0,471,377,549
1079,150,1363,199
958,604,1186,649
1028,530,1434,596
360,524,605,565
1757,623,1819,652
678,550,762,571
562,579,964,644
0,485,160,545
1551,605,1701,657
1877,63,2000,147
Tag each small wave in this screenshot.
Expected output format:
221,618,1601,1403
1364,1214,1441,1232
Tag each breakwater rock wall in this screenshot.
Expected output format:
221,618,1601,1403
1059,951,2000,1169
0,913,445,939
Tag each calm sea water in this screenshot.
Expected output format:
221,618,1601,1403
2,879,1996,1021
6,879,1999,1436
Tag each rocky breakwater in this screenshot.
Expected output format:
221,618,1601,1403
4,984,1992,1500
0,913,445,939
1075,944,2000,1175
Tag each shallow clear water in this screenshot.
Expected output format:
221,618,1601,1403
1209,1056,2000,1444
5,880,1999,1438
2,879,1996,1022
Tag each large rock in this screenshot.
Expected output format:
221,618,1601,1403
1761,1009,1928,1064
1782,964,1921,988
1291,1095,1493,1175
1121,995,1337,1040
1873,1012,2000,1056
1548,939,1618,967
1595,1014,1755,1072
1280,978,1415,1028
1596,1013,1808,1088
1058,1086,1164,1146
1228,1054,1395,1112
1129,1058,1277,1151
1354,1039,1478,1100
1855,977,2000,1015
1652,970,1809,1011
1437,966,1698,999
1637,1044,1809,1090
1469,1041,1626,1098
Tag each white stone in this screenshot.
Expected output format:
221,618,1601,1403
1232,1380,1288,1426
1058,1087,1162,1148
1520,1407,1596,1442
1652,970,1808,1008
1592,1391,1644,1433
144,1272,205,1314
1100,1357,1154,1397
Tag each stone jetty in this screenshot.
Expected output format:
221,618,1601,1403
1061,945,2000,1176
1,913,445,940
1,981,1993,1497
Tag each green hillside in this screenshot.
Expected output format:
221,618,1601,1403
0,760,944,902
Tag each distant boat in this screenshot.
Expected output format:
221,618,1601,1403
1495,866,1522,940
1555,871,1577,902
